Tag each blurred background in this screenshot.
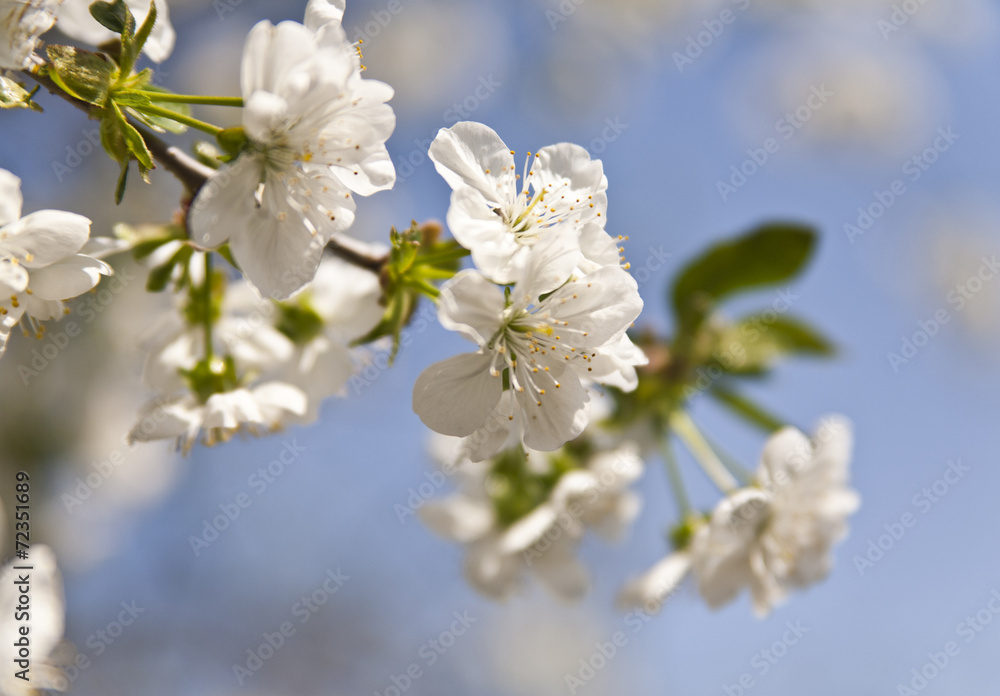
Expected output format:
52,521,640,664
2,0,1000,693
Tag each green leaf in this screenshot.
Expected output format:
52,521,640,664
0,75,42,111
110,102,153,170
45,45,116,106
132,0,157,60
89,0,129,34
671,223,816,333
711,314,834,374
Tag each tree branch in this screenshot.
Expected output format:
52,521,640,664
22,69,390,274
22,69,215,193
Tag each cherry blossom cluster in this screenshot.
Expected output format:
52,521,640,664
412,122,647,460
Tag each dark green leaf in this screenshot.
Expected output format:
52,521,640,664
671,223,816,333
89,0,129,34
711,314,834,374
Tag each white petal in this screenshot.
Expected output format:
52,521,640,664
617,551,691,612
758,426,813,489
2,210,90,267
189,155,259,249
251,381,309,421
463,536,520,599
304,0,344,31
518,364,590,452
127,395,200,443
307,255,383,337
514,230,583,296
0,256,28,294
27,254,110,299
530,535,589,601
0,167,22,225
429,121,515,204
542,264,643,347
243,90,291,144
437,269,504,346
585,333,648,391
0,0,59,70
499,504,560,554
412,352,503,437
228,204,326,301
419,496,494,543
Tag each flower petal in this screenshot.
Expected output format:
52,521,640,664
429,121,515,204
617,551,691,612
518,364,590,452
2,210,90,267
27,254,109,299
0,167,22,225
412,352,503,438
437,269,505,346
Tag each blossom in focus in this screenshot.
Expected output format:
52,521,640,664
190,3,395,300
0,0,60,69
429,121,619,285
0,168,111,359
412,237,644,459
420,437,644,599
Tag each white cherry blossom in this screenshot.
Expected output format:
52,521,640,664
413,237,644,459
429,121,618,284
692,416,859,616
190,9,395,300
267,254,384,424
0,0,60,69
0,168,111,359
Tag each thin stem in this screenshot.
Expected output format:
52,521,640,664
202,253,214,361
135,104,224,136
659,437,692,517
134,91,243,107
671,410,739,494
